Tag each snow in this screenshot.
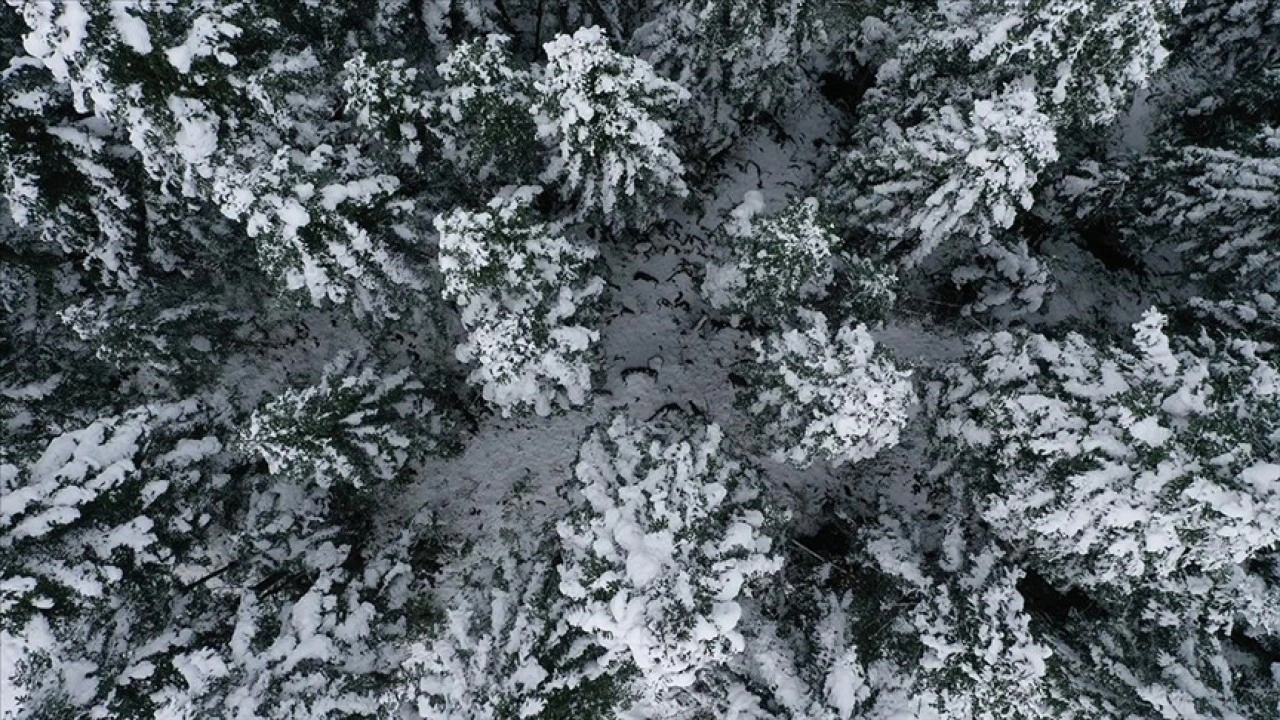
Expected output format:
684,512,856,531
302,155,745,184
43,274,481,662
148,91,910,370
165,13,242,75
749,311,914,468
169,96,220,165
111,3,153,54
276,199,311,232
534,25,689,221
970,17,1023,62
1242,463,1280,491
56,2,90,70
62,659,99,706
1129,416,1172,446
173,649,230,697
0,626,35,716
724,190,766,236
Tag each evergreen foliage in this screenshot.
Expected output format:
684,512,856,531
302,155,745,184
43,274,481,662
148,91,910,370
703,195,836,326
557,415,785,694
936,309,1280,628
533,26,689,226
4,1,1280,718
741,310,914,469
435,186,604,416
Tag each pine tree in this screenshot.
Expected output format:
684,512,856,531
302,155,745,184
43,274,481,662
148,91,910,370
533,26,690,227
634,0,825,144
391,513,632,720
1135,128,1280,342
740,310,914,469
935,309,1280,628
240,353,452,488
828,83,1060,267
557,414,786,699
435,186,604,416
8,1,436,319
7,1,1280,718
0,352,457,717
823,0,1183,316
703,195,836,326
432,34,542,188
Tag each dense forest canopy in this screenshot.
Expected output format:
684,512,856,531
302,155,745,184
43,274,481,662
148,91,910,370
1,1,1279,718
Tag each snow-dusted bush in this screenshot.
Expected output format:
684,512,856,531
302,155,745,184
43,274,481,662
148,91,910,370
742,310,914,468
533,26,690,225
829,85,1059,266
936,308,1280,626
703,195,836,326
435,187,604,416
557,414,786,694
240,354,448,489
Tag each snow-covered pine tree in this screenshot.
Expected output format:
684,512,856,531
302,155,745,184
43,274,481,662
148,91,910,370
1154,0,1280,146
240,353,452,488
854,520,1059,720
0,350,456,717
1145,128,1280,341
0,397,227,717
943,238,1054,319
390,507,632,720
557,413,786,701
9,1,434,319
392,413,788,717
435,186,604,416
676,515,1062,720
739,309,914,469
533,26,690,228
7,1,1280,719
828,82,1060,268
935,308,1280,630
1043,606,1280,719
0,8,463,714
1112,104,1280,343
703,195,836,326
824,0,1183,317
432,34,542,189
634,0,825,146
